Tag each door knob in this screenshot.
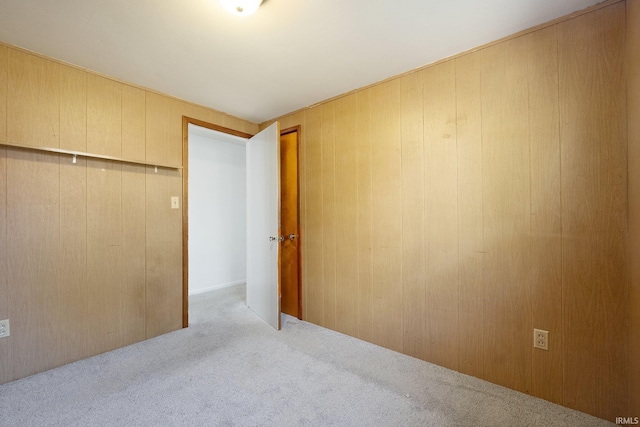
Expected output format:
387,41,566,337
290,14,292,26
270,236,285,242
288,234,296,241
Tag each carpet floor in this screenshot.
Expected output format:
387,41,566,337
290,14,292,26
0,284,613,426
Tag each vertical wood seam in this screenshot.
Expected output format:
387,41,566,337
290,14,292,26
58,66,64,362
422,72,428,360
332,106,337,326
400,82,405,353
303,113,307,320
369,94,374,335
626,0,632,411
423,79,428,360
555,22,565,406
120,86,124,257
399,84,404,354
84,71,89,352
320,108,325,325
555,21,565,407
356,101,360,334
479,67,486,380
455,60,461,368
58,68,62,308
420,72,426,359
623,5,630,414
144,93,148,339
143,91,147,337
526,39,534,393
454,59,461,370
400,85,404,353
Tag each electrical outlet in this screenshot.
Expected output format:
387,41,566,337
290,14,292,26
0,319,9,338
534,328,548,350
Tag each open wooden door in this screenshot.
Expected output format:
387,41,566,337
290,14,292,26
246,122,281,330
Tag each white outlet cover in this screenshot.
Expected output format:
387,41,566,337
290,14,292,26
0,319,9,338
533,328,548,350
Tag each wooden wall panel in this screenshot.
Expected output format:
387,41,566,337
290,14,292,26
58,159,88,364
121,165,146,345
0,46,7,142
87,162,122,248
59,67,87,152
480,38,532,394
628,0,640,417
145,168,183,338
526,26,563,405
122,85,146,161
370,80,403,352
86,160,123,355
146,240,183,338
183,103,223,133
219,114,250,136
146,92,184,166
0,44,258,386
355,89,373,342
144,168,181,247
7,150,60,380
334,95,358,336
278,111,303,132
320,103,336,329
302,108,323,325
267,1,629,422
87,245,124,354
423,61,459,370
454,52,484,379
559,4,628,420
242,118,260,136
400,71,426,360
183,100,258,137
0,148,7,384
87,75,122,157
7,51,60,147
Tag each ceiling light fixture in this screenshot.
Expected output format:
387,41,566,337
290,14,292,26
220,0,263,16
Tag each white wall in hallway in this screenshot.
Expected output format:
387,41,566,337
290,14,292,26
188,126,247,295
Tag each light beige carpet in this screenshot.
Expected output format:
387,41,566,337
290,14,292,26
0,284,613,426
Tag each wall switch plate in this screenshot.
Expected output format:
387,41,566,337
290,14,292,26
171,196,179,209
534,328,548,350
0,319,10,338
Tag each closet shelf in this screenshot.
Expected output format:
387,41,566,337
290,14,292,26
0,141,182,170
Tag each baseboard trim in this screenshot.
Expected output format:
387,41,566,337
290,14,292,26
188,280,246,296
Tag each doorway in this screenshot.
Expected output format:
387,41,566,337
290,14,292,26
182,117,253,327
188,124,248,296
182,118,302,326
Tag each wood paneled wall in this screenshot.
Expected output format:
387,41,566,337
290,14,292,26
629,0,640,418
267,1,630,421
0,44,258,384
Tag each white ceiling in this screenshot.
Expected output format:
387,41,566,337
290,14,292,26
0,0,602,124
